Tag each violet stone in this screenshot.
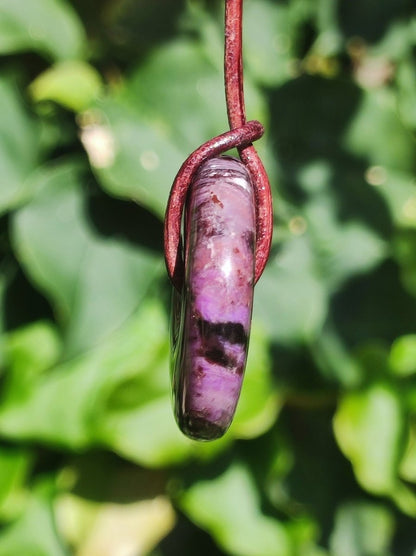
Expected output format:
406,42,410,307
171,156,255,440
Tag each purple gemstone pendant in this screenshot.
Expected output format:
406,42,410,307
171,156,256,440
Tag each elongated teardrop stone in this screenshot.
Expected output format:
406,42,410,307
171,156,255,440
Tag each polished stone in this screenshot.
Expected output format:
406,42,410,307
171,156,255,440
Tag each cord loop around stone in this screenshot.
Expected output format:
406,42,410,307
163,119,268,291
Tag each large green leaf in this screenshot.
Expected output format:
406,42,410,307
12,161,161,355
0,0,86,61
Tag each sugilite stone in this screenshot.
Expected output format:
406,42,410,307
171,156,256,440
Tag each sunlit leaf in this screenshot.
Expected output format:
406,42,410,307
329,501,394,556
180,461,291,556
29,61,102,112
399,423,416,483
389,334,416,377
5,321,61,377
333,384,402,494
4,321,61,401
0,446,30,521
56,493,175,556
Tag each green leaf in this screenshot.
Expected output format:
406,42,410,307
12,161,161,355
0,77,40,214
393,230,416,298
389,334,416,377
353,341,390,383
4,321,61,400
311,323,362,387
397,54,416,128
180,461,291,556
128,39,229,151
82,99,183,218
304,196,386,290
372,169,416,229
400,423,416,483
329,501,394,556
99,396,196,468
244,0,294,87
0,446,30,521
0,480,67,556
254,236,327,344
315,0,343,57
29,61,102,112
333,384,402,495
5,321,61,376
343,89,415,172
0,0,86,61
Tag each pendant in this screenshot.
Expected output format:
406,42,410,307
171,156,255,440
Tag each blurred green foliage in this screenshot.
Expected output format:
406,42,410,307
0,0,415,554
